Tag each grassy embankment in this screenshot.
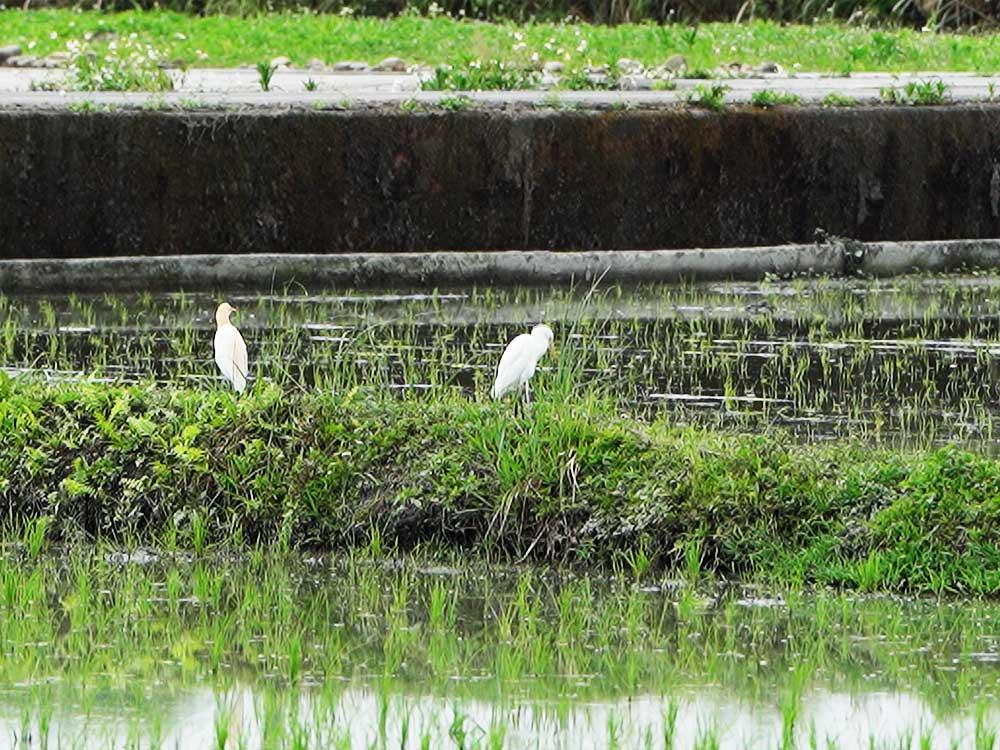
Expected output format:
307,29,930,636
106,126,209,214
3,9,1000,74
3,373,1000,595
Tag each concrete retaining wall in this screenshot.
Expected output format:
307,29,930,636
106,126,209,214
2,106,1000,259
2,240,999,292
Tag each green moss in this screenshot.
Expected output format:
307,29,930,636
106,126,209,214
3,377,1000,594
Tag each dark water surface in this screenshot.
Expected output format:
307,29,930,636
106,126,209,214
5,274,1000,447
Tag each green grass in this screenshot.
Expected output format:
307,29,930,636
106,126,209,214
750,88,803,107
256,59,279,90
3,375,1000,594
880,77,950,103
4,9,1000,73
687,81,729,110
823,90,858,106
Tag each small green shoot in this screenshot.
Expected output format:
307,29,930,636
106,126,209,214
880,79,949,105
687,82,729,111
750,89,802,107
822,92,857,107
438,94,472,111
256,60,278,92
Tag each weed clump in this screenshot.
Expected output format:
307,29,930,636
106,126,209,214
880,79,949,105
66,36,173,93
687,82,728,111
750,89,802,107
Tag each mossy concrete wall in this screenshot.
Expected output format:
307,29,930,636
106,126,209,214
2,106,1000,258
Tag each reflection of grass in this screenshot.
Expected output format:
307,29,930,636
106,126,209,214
1,550,1000,746
6,10,1000,74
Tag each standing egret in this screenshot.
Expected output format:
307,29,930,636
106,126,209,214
213,302,248,393
491,324,554,401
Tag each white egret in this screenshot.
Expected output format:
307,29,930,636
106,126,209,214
491,324,554,401
213,302,249,393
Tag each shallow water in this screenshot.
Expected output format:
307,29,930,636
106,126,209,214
1,553,999,749
5,274,1000,448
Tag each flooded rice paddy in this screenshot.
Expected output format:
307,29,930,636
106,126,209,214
3,551,1000,749
4,273,1000,448
5,274,1000,748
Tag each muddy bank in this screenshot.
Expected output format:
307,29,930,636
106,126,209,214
2,106,1000,259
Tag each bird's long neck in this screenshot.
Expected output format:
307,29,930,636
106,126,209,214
216,310,231,328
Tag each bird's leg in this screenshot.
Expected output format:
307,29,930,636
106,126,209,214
523,381,532,412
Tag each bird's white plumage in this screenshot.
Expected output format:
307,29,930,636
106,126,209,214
213,303,249,393
491,324,553,399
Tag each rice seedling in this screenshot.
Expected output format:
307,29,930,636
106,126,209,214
3,277,1000,744
0,550,994,747
8,274,1000,453
257,60,279,91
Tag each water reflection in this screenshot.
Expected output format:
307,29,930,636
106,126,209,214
2,684,997,749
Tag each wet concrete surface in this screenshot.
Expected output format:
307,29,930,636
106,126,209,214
0,68,997,107
4,240,1000,293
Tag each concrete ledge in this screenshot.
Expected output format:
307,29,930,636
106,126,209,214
2,240,999,292
2,106,1000,258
